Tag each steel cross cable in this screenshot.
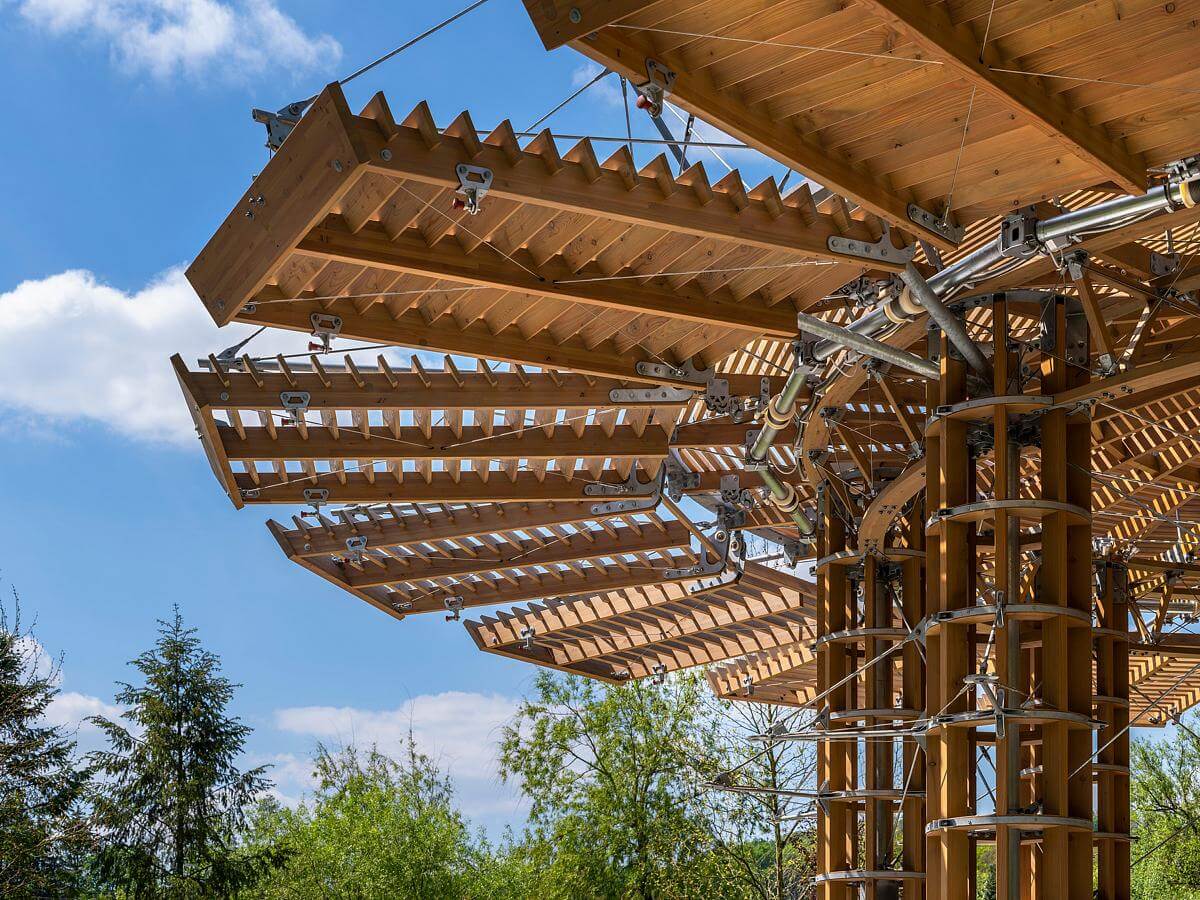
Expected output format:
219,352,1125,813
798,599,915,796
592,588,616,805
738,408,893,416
1069,655,1200,779
310,0,494,102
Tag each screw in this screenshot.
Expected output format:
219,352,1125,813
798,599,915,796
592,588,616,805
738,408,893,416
380,148,392,161
331,159,344,173
568,6,582,22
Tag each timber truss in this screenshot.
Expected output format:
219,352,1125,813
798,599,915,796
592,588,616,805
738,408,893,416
177,0,1200,893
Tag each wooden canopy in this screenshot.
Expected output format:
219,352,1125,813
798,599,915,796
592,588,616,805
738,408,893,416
182,47,1200,724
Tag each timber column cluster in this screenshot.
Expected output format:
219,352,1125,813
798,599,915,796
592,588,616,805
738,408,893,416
813,480,927,896
924,292,1095,899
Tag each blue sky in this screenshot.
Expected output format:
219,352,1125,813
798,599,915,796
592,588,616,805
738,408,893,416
0,0,792,831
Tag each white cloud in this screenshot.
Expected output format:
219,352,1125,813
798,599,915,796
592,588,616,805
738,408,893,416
16,0,341,79
0,267,310,445
274,691,523,818
571,61,623,109
45,690,125,742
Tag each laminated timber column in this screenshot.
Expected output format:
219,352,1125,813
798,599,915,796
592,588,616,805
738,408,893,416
1036,294,1094,900
924,292,1094,899
812,493,927,896
1095,558,1131,900
900,510,928,898
815,483,855,900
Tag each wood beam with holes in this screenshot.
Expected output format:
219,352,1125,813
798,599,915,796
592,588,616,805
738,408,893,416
858,0,1145,191
370,559,699,615
177,360,688,411
271,501,617,558
349,97,879,266
237,299,671,384
330,520,692,588
219,423,671,461
233,469,721,505
294,217,802,337
570,28,955,250
520,0,644,50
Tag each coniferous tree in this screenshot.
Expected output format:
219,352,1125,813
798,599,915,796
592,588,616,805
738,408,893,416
87,607,282,897
0,592,93,896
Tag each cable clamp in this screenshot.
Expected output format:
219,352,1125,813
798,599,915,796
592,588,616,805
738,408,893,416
452,164,493,215
251,99,313,151
634,59,676,117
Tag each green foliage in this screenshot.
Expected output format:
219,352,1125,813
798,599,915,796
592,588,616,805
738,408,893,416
1131,716,1200,899
0,592,93,896
243,740,517,899
498,670,757,899
87,607,281,898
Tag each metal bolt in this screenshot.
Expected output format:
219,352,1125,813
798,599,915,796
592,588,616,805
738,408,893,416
568,6,582,23
380,149,392,161
219,392,230,402
331,159,344,173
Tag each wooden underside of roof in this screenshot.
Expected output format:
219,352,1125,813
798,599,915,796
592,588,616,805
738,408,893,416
180,47,1200,726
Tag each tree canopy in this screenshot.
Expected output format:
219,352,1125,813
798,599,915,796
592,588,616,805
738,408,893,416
87,607,281,897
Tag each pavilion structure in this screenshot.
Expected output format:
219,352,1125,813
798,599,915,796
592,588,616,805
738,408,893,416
177,1,1200,895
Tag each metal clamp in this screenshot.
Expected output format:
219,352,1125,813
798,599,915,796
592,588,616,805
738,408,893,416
907,203,964,244
634,357,712,385
345,535,368,564
251,99,312,151
664,458,700,500
609,385,695,404
454,164,493,215
444,596,464,621
309,313,342,353
827,223,915,265
634,59,676,117
520,626,535,650
584,468,661,498
302,487,329,505
280,391,310,425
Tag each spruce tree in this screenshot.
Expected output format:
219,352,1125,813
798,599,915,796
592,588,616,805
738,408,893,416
88,607,282,897
0,593,92,895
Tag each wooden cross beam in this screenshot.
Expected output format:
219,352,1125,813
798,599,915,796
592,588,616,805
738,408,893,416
321,519,692,588
270,501,620,558
370,555,701,614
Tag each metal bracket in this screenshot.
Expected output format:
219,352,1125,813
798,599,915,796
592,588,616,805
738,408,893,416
584,468,661,498
689,564,742,593
634,59,676,118
302,487,329,505
664,458,700,500
743,429,767,472
609,385,695,404
520,626,535,650
741,674,755,696
280,391,311,425
309,313,342,353
907,203,965,244
588,468,663,515
720,474,753,513
251,99,312,151
827,223,915,265
454,164,492,215
1151,251,1181,278
345,535,368,564
444,596,464,622
635,357,711,385
651,662,668,685
999,209,1041,258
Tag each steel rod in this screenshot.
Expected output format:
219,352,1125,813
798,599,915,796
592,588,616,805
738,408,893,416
797,312,939,378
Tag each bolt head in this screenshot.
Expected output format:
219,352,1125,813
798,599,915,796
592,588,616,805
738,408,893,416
380,148,392,161
331,159,344,173
568,6,582,23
